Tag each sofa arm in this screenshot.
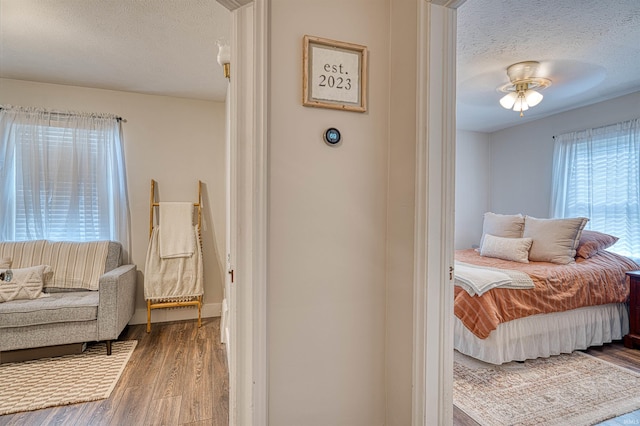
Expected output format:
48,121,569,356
97,264,137,341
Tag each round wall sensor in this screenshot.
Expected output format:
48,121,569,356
324,128,341,145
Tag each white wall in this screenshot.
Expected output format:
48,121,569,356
455,130,491,249
490,91,640,217
454,91,640,245
267,0,390,424
0,78,227,324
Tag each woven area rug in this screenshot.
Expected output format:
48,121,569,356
454,351,640,426
0,340,136,415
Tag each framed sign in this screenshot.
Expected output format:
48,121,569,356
303,35,368,113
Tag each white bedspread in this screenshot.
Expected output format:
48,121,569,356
454,261,534,296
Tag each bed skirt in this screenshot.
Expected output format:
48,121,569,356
454,303,629,365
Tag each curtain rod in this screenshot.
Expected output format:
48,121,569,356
553,117,639,141
0,106,125,122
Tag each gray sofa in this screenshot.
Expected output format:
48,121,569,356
0,240,136,356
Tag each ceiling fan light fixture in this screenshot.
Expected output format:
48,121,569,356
498,61,551,117
216,39,231,80
499,92,518,109
524,89,543,107
512,97,529,114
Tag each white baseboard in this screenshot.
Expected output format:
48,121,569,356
129,302,222,325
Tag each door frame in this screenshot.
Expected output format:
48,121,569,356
412,2,458,424
226,1,269,425
218,0,269,425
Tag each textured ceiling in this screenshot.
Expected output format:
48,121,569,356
457,0,640,132
0,0,231,101
1,1,639,132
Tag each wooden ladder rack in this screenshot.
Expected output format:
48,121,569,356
146,179,203,333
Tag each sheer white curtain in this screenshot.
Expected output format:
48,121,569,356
550,117,640,260
0,105,131,261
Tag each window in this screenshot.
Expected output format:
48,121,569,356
0,106,131,259
550,118,640,261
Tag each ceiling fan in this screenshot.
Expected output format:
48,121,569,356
498,61,552,117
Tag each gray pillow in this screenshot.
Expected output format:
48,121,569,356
523,216,589,264
480,212,525,247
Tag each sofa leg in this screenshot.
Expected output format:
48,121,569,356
106,340,112,356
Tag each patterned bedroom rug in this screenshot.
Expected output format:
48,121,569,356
453,350,640,426
0,340,137,416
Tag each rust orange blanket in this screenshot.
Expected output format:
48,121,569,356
454,249,639,339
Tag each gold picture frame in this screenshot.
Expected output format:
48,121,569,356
302,35,368,113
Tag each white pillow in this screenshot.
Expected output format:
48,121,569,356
480,234,533,263
523,216,589,264
480,212,525,247
0,265,53,302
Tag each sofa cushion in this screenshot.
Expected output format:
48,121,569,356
0,291,98,328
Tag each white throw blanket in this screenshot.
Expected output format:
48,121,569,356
1,240,110,291
454,261,534,296
159,202,195,259
144,226,203,302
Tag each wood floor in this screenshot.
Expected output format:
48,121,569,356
2,322,636,425
453,342,640,426
0,317,229,426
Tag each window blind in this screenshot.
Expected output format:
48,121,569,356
0,105,131,261
551,118,640,260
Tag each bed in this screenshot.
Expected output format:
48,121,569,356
454,213,640,365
